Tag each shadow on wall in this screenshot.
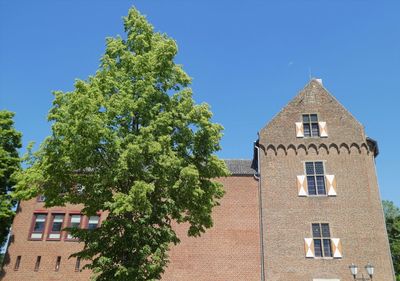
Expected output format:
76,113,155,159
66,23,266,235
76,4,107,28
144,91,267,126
0,203,22,278
0,234,14,278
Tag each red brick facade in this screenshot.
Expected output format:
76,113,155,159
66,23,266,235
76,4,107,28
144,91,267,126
0,200,97,281
1,176,260,281
162,176,261,281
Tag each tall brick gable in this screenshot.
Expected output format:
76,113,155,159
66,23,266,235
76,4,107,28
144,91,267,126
258,79,395,281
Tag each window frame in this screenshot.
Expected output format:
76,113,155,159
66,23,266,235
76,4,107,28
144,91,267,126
29,212,48,241
65,213,83,241
302,113,320,138
14,256,21,271
55,256,61,272
75,257,81,272
34,256,41,272
47,213,65,241
304,161,327,196
311,223,333,258
85,214,101,230
36,195,46,202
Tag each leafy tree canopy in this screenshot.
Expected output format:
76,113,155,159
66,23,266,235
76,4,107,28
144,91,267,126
14,7,228,281
0,111,22,247
383,200,400,220
383,200,400,279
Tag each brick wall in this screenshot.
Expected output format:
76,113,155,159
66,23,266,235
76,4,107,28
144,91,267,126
1,176,261,281
1,199,97,281
162,176,261,281
259,80,394,281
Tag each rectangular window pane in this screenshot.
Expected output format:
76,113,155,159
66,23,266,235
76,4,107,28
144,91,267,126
33,214,46,232
314,239,323,257
49,233,61,239
75,257,81,272
312,224,321,238
307,176,316,195
88,216,99,230
311,123,320,136
314,162,324,174
303,115,310,123
51,215,64,232
310,114,318,122
71,215,81,227
323,239,332,257
68,215,81,239
55,256,61,271
316,176,326,195
37,195,46,202
34,256,41,272
321,224,330,237
31,233,43,239
303,124,311,137
14,256,21,271
305,162,315,175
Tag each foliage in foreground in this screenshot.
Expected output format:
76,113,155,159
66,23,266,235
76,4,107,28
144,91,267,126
382,200,400,279
0,111,22,248
14,7,228,281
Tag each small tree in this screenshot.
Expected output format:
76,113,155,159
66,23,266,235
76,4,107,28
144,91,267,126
0,111,22,248
14,7,228,281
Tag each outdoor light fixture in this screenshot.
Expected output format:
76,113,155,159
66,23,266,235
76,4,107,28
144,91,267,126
365,263,374,278
349,263,374,280
349,264,358,278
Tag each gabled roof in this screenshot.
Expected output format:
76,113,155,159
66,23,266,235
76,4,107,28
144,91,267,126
224,159,255,175
261,79,364,133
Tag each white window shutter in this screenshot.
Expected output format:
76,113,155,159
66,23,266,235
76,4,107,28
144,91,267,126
326,175,337,196
304,238,315,258
297,175,308,197
319,121,328,137
331,238,343,258
296,122,304,138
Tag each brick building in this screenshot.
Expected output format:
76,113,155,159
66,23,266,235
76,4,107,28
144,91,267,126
0,79,395,281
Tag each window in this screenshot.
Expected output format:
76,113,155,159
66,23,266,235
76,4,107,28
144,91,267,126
87,215,100,230
14,256,21,271
34,256,41,271
48,214,65,240
312,223,332,258
75,184,85,194
55,256,61,271
66,214,82,240
75,257,81,272
30,214,47,240
303,114,320,137
305,162,326,195
36,195,46,202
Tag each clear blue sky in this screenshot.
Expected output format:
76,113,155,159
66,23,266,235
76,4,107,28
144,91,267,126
0,0,399,205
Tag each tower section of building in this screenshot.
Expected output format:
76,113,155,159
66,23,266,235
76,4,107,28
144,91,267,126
259,79,394,281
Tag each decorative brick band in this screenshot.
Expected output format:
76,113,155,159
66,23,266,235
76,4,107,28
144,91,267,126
262,142,372,156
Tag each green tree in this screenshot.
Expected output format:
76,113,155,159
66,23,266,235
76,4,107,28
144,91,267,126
383,200,400,279
383,200,400,220
14,7,228,281
0,111,22,248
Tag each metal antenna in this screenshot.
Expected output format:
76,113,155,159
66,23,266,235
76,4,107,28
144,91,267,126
308,67,312,81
